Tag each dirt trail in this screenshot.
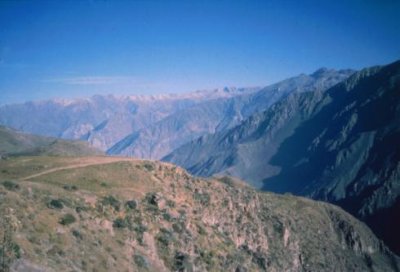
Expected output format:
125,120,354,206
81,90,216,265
20,157,136,181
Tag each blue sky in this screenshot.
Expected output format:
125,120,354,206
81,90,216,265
0,0,399,104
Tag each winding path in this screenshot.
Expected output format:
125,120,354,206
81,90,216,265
20,157,136,181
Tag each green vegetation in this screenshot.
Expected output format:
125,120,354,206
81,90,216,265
0,213,20,272
47,199,64,209
144,192,158,206
113,218,128,229
198,249,215,268
144,192,160,214
156,228,176,268
2,180,19,191
193,189,210,205
0,125,103,157
124,215,147,245
218,176,235,186
63,184,78,191
162,210,173,222
125,200,137,209
142,163,154,172
174,251,191,271
133,254,148,269
0,156,397,272
101,195,121,211
59,214,76,225
166,199,176,208
71,229,83,240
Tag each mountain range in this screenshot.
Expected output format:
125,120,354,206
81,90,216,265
0,69,353,159
164,60,400,254
0,60,399,258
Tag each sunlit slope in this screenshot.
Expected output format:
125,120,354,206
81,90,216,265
0,156,399,271
0,126,102,157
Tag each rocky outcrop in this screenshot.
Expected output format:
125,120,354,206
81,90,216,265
0,157,399,271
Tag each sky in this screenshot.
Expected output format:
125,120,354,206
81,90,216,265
0,0,399,104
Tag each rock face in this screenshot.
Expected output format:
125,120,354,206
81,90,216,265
0,88,258,155
0,69,353,159
163,60,400,255
0,126,102,157
107,68,353,159
0,156,399,271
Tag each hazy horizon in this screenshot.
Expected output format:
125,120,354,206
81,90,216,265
0,65,356,106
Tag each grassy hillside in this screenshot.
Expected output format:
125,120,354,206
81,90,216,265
0,156,398,271
0,126,102,158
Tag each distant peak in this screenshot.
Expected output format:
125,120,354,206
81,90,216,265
311,67,332,77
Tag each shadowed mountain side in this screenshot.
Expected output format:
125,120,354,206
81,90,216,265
108,69,354,159
163,90,327,188
163,60,400,255
261,61,400,253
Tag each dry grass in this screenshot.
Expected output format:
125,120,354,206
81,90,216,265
0,156,398,272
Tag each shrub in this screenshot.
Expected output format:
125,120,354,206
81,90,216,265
72,229,83,240
101,195,121,211
162,211,173,222
128,216,147,245
48,199,64,209
63,185,78,191
0,218,21,271
193,190,210,205
133,254,148,268
218,176,235,186
145,193,158,206
144,192,160,214
59,214,76,225
166,199,176,208
156,228,174,251
199,250,214,267
125,200,137,210
11,243,21,259
75,206,87,213
113,217,128,229
174,251,191,272
172,222,184,233
2,180,19,191
143,163,154,172
197,224,207,235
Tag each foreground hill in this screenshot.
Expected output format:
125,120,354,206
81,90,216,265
163,60,400,254
0,126,102,158
0,156,399,271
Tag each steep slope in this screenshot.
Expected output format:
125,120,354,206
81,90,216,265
162,88,328,187
0,69,352,160
108,68,353,159
0,88,259,152
0,126,102,157
0,156,399,271
163,60,400,254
